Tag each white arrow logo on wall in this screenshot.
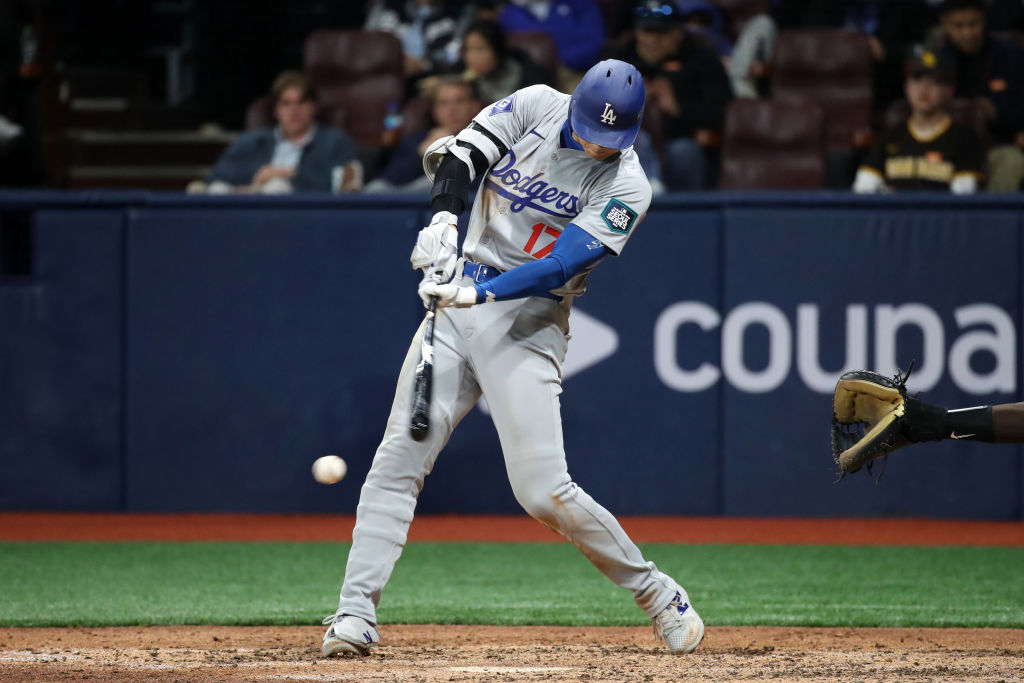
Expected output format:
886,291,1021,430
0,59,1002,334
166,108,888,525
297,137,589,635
478,309,619,414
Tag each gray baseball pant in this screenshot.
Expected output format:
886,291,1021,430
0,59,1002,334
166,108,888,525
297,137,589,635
336,286,680,624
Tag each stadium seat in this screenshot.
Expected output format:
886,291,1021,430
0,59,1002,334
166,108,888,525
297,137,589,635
315,79,404,149
400,95,434,137
883,98,991,151
302,30,404,149
244,96,273,131
992,30,1024,51
505,31,560,86
304,29,403,87
771,29,873,151
719,98,825,189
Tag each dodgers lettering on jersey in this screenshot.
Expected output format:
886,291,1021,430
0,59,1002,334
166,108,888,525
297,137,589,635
487,150,579,217
454,84,652,300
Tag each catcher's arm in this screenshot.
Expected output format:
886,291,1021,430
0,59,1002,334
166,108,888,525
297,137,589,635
992,402,1024,442
830,367,996,475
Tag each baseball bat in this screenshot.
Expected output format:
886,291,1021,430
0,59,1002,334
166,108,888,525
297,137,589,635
409,296,437,441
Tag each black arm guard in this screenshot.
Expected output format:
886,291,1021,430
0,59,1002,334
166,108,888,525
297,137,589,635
429,154,471,215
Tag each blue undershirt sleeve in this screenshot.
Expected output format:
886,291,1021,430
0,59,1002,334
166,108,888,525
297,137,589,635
472,224,610,303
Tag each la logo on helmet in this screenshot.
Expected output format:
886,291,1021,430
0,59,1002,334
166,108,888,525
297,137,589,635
600,102,616,125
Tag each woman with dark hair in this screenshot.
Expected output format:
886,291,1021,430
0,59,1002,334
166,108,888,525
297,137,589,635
460,19,550,103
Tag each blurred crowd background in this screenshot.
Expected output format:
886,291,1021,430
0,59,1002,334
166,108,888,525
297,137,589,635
2,0,1023,195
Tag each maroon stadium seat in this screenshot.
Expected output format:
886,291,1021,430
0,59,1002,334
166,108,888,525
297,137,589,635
505,30,560,85
303,30,404,148
771,29,873,151
304,29,403,85
245,95,274,131
992,30,1024,51
400,95,435,137
719,98,825,189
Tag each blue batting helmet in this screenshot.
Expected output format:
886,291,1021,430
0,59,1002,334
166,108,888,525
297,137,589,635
569,59,646,150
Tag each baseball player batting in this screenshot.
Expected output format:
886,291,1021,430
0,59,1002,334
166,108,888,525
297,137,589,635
322,59,704,657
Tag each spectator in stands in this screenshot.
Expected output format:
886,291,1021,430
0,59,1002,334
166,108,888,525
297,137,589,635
498,0,605,91
0,1,24,147
458,19,550,104
725,9,777,99
853,51,983,194
677,0,778,100
0,0,46,187
365,0,475,94
935,0,1024,191
202,72,359,194
365,76,481,192
605,0,733,190
676,1,732,57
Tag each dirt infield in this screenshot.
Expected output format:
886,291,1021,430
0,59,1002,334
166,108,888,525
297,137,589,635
2,625,1022,682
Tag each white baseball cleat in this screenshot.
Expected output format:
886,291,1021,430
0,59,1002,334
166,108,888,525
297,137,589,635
652,590,705,654
321,614,380,657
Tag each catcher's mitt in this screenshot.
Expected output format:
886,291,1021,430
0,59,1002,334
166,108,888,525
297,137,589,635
830,366,947,475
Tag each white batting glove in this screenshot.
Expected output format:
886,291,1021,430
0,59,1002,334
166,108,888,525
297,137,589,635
418,281,478,309
410,211,459,283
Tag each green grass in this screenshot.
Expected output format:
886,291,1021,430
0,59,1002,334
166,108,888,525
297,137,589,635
1,542,1022,628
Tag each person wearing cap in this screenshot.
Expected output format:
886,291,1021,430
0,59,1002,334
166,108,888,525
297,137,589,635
853,51,983,194
604,0,733,190
934,0,1024,190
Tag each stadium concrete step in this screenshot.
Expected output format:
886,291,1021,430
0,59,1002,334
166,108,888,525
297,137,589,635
62,129,235,190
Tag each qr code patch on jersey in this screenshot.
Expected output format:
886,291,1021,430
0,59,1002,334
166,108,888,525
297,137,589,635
601,198,638,234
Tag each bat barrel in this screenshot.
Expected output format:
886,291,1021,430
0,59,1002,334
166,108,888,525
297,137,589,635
409,298,438,440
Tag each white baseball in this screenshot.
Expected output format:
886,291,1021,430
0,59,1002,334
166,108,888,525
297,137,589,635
312,455,347,484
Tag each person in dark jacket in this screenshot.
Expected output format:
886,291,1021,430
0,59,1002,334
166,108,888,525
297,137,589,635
205,71,359,194
366,76,481,192
498,0,605,90
935,0,1024,191
605,0,733,190
458,19,551,104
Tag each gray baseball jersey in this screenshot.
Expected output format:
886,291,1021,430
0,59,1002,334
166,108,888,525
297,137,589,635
454,84,652,299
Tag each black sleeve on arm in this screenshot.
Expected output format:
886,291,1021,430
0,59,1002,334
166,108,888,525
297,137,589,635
430,154,472,215
457,140,490,177
431,124,508,214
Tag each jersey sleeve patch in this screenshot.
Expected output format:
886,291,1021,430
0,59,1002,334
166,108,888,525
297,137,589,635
601,198,638,234
489,95,515,116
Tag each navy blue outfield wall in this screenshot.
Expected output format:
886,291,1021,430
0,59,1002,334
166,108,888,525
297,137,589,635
0,191,1022,518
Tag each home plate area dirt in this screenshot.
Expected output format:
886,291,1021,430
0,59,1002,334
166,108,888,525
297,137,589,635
2,625,1022,682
